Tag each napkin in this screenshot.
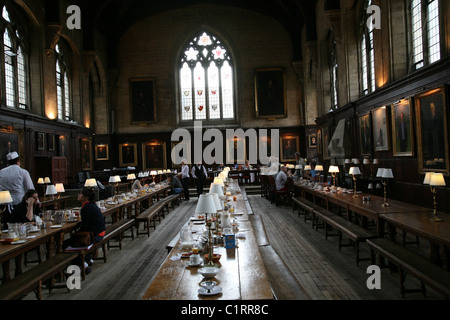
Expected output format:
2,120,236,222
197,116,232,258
170,253,182,261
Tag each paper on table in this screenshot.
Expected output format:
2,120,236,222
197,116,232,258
170,253,182,261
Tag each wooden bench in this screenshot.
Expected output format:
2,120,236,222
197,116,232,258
292,196,321,223
312,207,376,265
159,193,181,217
367,238,450,299
0,253,79,300
135,201,166,237
94,218,135,263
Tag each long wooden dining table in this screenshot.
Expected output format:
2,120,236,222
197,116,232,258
293,179,450,269
0,185,170,283
142,185,273,300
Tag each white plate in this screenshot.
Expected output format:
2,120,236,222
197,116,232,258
11,240,27,244
186,261,203,267
28,229,40,233
198,286,222,296
50,225,62,228
26,235,37,239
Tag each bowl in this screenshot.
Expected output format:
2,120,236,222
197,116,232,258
204,253,221,263
198,267,220,279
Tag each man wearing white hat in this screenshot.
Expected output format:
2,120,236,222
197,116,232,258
0,151,34,205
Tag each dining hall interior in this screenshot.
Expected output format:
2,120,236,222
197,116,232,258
0,0,449,306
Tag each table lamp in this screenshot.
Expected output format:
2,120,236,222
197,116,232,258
108,175,120,195
0,190,13,214
195,194,218,266
328,165,339,188
45,184,57,200
349,167,361,197
127,173,136,181
44,177,51,184
379,168,393,207
55,183,65,199
150,170,157,182
213,177,224,188
84,178,97,189
425,172,446,222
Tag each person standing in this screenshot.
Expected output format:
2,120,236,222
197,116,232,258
293,152,306,177
191,161,207,198
0,151,34,206
180,160,190,200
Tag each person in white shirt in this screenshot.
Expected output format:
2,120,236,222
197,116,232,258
275,165,288,191
0,151,34,206
180,160,190,200
191,161,207,197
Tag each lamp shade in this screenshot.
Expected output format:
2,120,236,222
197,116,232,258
352,158,360,164
376,168,385,178
315,165,323,171
344,159,351,164
295,164,303,169
328,165,339,173
150,170,157,175
382,168,394,179
430,173,446,187
373,159,379,165
349,167,361,175
207,192,223,211
195,194,218,214
423,172,434,185
84,178,97,188
45,184,57,195
363,158,370,165
127,173,136,180
209,183,224,197
44,177,51,184
304,165,311,171
157,170,163,175
37,178,44,184
55,183,65,193
213,177,224,187
0,191,13,204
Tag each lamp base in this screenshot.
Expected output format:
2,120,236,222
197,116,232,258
382,202,390,207
430,216,442,222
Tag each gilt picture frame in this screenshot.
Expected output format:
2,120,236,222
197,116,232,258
254,68,287,119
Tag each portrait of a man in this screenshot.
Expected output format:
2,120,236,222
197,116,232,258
119,143,137,167
359,114,372,156
416,88,448,173
392,99,413,156
130,78,156,124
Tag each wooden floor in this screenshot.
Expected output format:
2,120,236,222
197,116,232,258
19,188,443,300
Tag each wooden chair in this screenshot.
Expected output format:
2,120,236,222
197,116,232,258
259,174,269,198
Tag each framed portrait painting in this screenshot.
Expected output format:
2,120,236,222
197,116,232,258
280,135,299,162
47,134,55,151
316,129,322,155
359,113,373,156
308,133,317,148
415,87,449,175
322,127,330,160
0,129,23,169
254,68,287,119
372,106,389,152
95,144,109,161
391,99,414,157
36,132,45,151
130,78,156,124
119,143,138,167
80,138,92,170
226,137,246,164
142,141,166,170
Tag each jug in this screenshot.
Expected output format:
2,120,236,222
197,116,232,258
180,225,193,249
54,211,64,224
189,248,201,265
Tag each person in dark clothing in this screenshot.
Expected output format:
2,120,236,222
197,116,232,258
11,189,42,223
191,162,207,197
180,160,190,200
65,188,105,274
167,174,183,195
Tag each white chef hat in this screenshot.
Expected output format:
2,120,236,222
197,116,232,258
6,151,19,161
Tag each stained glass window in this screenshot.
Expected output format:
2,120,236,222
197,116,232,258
1,5,28,110
179,31,234,121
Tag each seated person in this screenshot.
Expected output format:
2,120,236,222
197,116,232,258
309,163,318,181
167,173,183,195
64,188,106,273
11,189,42,223
132,178,142,192
275,166,288,191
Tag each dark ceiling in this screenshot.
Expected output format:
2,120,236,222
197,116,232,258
76,0,318,64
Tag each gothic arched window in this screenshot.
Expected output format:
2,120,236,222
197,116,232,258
360,0,376,95
179,31,234,122
1,4,28,109
55,43,71,121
